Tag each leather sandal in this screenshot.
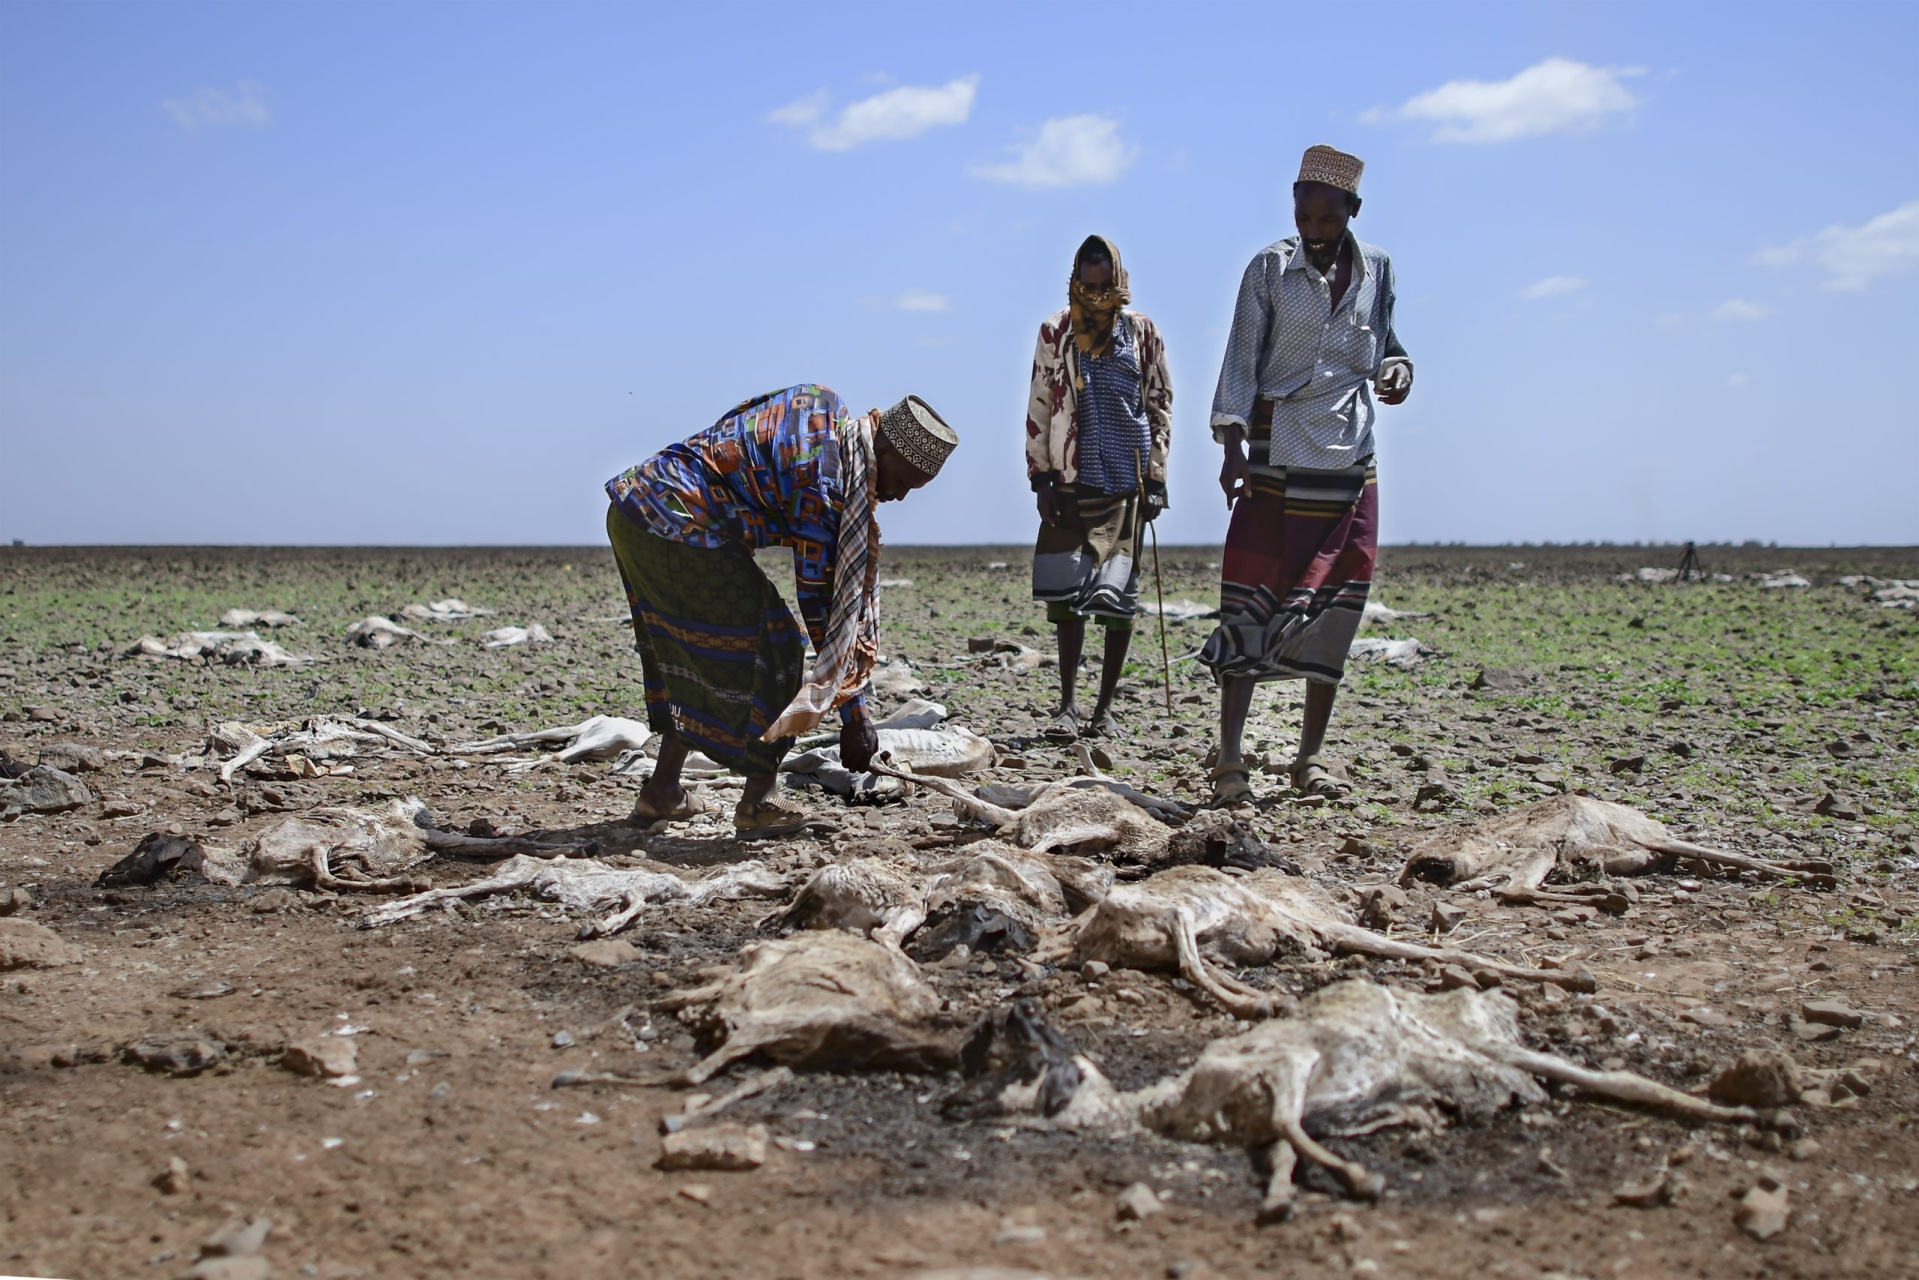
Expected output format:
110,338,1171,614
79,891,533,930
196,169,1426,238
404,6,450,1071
1042,709,1080,743
630,789,705,824
733,796,819,839
1290,755,1349,799
1209,760,1254,806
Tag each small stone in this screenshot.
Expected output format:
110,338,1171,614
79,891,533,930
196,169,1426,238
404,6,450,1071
37,742,107,773
1434,965,1482,991
677,1183,713,1205
0,887,31,916
1799,999,1864,1030
1735,1185,1790,1241
1081,960,1110,980
1788,1138,1822,1161
1359,884,1408,929
1613,1165,1680,1208
201,1216,272,1258
656,1123,768,1172
153,1155,190,1195
994,1224,1047,1247
1116,1182,1163,1221
1680,1006,1730,1029
1609,754,1647,775
0,765,92,815
568,939,641,968
966,637,996,653
123,1036,226,1076
1792,1020,1841,1044
1430,901,1468,934
551,1030,575,1049
184,1258,272,1280
0,918,78,970
427,1082,451,1102
248,888,301,914
25,705,60,723
282,1036,357,1079
1709,1050,1802,1108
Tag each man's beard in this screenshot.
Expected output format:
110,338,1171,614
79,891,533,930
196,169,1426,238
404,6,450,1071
1304,239,1339,269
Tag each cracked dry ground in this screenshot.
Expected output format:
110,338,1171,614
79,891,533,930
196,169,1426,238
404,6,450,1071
1,543,1915,1280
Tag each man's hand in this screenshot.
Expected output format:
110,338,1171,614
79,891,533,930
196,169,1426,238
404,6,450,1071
1036,482,1060,527
1142,488,1166,523
1376,357,1413,406
839,712,879,773
1219,442,1250,509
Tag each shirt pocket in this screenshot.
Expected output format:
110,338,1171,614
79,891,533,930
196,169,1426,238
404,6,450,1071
1348,318,1379,372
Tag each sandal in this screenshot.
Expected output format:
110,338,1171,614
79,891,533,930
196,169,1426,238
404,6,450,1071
1290,755,1349,799
630,788,706,824
1209,760,1254,806
733,797,819,840
1082,707,1121,739
1042,709,1080,744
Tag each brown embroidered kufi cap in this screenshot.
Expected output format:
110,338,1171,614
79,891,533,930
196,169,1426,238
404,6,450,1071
1297,144,1364,195
877,395,958,478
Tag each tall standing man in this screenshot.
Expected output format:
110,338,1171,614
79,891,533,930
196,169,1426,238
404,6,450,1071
1200,146,1413,805
1026,235,1173,741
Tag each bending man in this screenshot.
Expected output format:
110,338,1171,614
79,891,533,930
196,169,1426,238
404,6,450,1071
1201,145,1414,805
1026,235,1173,741
605,386,958,835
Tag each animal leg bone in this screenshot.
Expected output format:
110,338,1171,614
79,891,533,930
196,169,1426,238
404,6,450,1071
1485,1042,1759,1125
358,860,543,924
1171,909,1275,1019
1269,1087,1385,1203
1257,1140,1299,1223
1317,923,1597,993
581,889,648,940
870,758,1022,826
1642,838,1836,888
309,845,416,893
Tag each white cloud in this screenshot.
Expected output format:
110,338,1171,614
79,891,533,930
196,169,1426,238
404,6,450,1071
161,81,269,131
768,75,977,151
895,289,951,313
1753,199,1919,291
971,115,1137,189
1520,275,1586,299
1712,298,1771,322
1365,57,1641,143
1727,373,1749,388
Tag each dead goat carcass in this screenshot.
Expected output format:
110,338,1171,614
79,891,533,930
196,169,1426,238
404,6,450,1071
876,759,1179,862
129,630,317,668
766,857,928,949
203,799,436,892
208,716,434,783
1400,794,1837,902
360,854,786,935
451,716,652,766
400,598,494,621
659,932,956,1084
911,841,1075,960
344,616,444,649
1049,866,1596,1018
784,724,995,801
968,979,1757,1220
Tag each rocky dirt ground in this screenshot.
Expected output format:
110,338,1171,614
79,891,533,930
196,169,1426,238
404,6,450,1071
0,542,1914,1280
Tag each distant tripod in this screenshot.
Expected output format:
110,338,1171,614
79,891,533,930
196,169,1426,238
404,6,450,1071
1675,541,1703,581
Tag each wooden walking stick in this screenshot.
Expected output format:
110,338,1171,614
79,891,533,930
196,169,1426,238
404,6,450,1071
1137,450,1174,717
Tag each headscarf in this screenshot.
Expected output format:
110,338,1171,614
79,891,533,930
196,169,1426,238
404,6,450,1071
762,410,881,740
1068,235,1131,377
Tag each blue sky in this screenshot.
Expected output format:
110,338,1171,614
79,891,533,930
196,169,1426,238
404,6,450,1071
3,0,1916,547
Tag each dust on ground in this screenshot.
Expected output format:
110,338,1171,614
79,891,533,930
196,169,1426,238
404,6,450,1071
1,543,1915,1279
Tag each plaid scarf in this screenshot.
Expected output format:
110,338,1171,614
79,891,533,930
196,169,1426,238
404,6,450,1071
763,410,881,739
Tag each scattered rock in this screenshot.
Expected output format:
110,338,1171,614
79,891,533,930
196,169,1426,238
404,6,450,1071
282,1036,357,1079
201,1215,272,1258
37,742,107,773
994,1222,1047,1247
0,918,78,970
0,765,92,816
1613,1164,1684,1208
569,939,642,968
677,1183,714,1206
183,1258,271,1280
1735,1180,1791,1241
1431,901,1467,934
1800,999,1864,1030
551,1030,575,1049
248,888,303,914
656,1123,769,1172
966,637,997,653
1679,1006,1730,1029
1116,1182,1163,1221
0,886,31,916
1359,884,1408,929
26,705,60,723
123,1037,226,1077
1609,754,1646,775
1081,960,1111,980
1433,965,1481,992
152,1155,190,1195
1709,1050,1802,1108
97,834,206,888
1469,668,1533,693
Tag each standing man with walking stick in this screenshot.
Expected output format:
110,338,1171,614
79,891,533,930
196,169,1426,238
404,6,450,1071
1025,235,1174,741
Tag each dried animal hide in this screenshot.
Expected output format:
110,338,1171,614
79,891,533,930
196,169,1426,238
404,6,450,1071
767,858,928,949
969,980,1757,1219
1159,811,1299,874
129,631,317,668
400,598,494,621
217,609,301,629
480,624,552,648
1049,866,1596,1018
784,725,995,801
658,933,956,1084
1346,637,1432,667
1400,795,1837,899
208,716,434,783
360,854,786,934
344,616,444,649
451,716,652,766
911,841,1071,960
203,798,436,893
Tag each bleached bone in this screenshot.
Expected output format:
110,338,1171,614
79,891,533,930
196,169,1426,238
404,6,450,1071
199,798,436,892
400,598,494,620
359,854,786,932
1361,601,1430,626
452,716,652,763
480,624,553,648
218,609,301,628
872,757,1187,826
659,932,955,1085
130,631,317,668
206,716,434,781
1346,637,1431,667
345,616,446,648
765,859,927,949
1049,866,1595,1018
1400,795,1837,896
976,979,1757,1219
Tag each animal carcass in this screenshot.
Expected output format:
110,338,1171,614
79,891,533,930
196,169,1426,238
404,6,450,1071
783,724,994,801
345,616,440,649
659,933,956,1084
360,854,786,935
451,716,652,765
969,980,1757,1220
201,799,436,892
129,631,316,668
912,842,1073,960
768,857,928,949
1400,795,1837,901
1051,866,1597,1018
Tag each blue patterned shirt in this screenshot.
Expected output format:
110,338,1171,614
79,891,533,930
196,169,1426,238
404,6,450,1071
1073,314,1153,496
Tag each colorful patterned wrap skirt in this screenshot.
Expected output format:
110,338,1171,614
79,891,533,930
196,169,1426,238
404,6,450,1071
1031,485,1142,632
1199,405,1378,685
605,504,806,776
